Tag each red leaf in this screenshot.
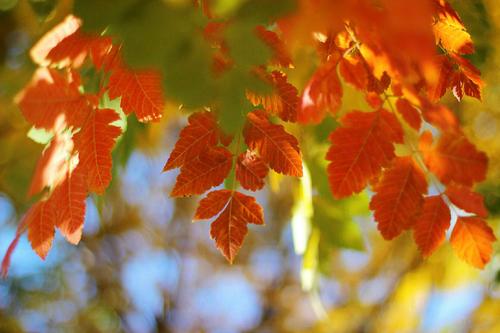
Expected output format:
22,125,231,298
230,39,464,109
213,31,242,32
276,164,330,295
244,110,302,177
370,157,428,240
256,26,292,67
74,108,122,193
338,56,368,91
451,217,496,269
51,165,87,245
194,190,264,263
236,151,269,191
326,109,404,198
299,57,343,124
27,200,56,260
171,147,232,197
246,71,298,122
108,68,164,122
395,98,422,130
449,54,483,101
15,68,91,130
413,196,450,257
445,184,488,218
163,112,218,171
419,131,488,187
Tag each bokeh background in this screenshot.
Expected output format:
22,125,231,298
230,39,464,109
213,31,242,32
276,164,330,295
1,0,499,332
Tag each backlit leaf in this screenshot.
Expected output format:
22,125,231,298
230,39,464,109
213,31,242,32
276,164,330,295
413,196,450,257
194,190,264,263
451,216,496,269
327,109,404,198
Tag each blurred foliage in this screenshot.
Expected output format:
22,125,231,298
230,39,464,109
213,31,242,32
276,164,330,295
0,0,499,332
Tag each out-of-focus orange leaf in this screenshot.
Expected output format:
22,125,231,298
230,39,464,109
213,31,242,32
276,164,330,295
433,0,474,55
327,109,404,198
298,57,342,124
395,98,422,130
419,131,488,187
256,26,292,67
246,71,298,122
15,68,91,130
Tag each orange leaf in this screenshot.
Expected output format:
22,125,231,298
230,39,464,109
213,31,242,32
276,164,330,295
413,196,450,257
246,71,298,122
433,2,474,55
28,131,73,197
163,112,218,171
338,56,368,91
445,184,488,218
299,57,342,124
370,157,428,240
51,165,87,245
194,190,264,263
327,109,404,198
236,151,269,191
27,200,56,260
256,26,292,67
171,147,232,197
244,110,302,177
450,217,496,269
419,131,488,187
395,98,422,130
15,68,91,130
74,108,122,194
108,68,164,122
30,15,82,66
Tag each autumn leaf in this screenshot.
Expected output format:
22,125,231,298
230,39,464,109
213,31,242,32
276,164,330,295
450,217,496,269
445,184,488,218
236,150,269,191
256,26,292,67
449,53,483,101
30,15,82,66
163,112,218,171
27,200,56,260
51,165,87,245
395,98,422,130
338,56,368,91
370,157,428,240
433,1,474,55
74,108,122,194
246,71,298,122
194,190,264,263
28,130,74,197
244,110,302,177
171,147,232,197
108,67,164,122
298,56,342,124
419,131,488,187
327,109,404,198
15,68,91,130
413,196,450,257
